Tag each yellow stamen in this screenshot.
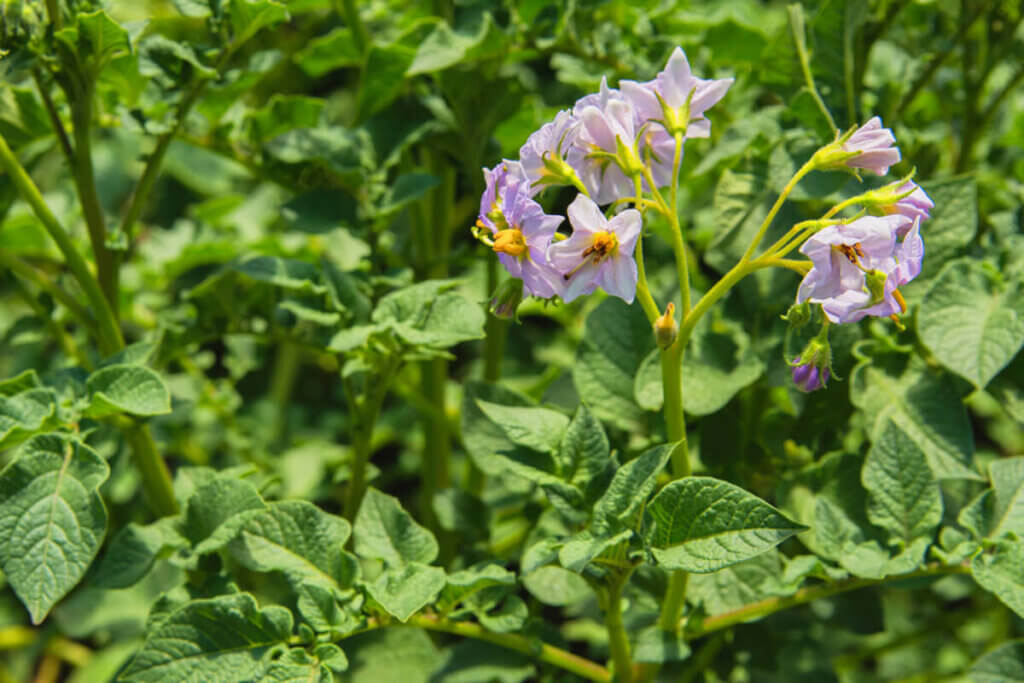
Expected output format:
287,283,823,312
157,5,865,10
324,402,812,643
587,231,618,263
892,288,907,313
493,228,527,258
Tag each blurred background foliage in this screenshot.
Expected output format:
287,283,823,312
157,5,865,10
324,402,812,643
0,0,1022,681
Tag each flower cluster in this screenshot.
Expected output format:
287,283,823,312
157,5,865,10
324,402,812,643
475,48,733,305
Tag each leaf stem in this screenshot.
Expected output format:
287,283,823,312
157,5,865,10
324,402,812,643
788,4,838,134
631,176,660,324
345,614,612,682
32,69,75,165
0,251,94,333
123,422,179,517
739,157,817,263
683,562,970,638
0,133,123,356
604,574,634,683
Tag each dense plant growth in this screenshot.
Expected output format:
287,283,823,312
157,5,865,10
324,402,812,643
0,1,1022,681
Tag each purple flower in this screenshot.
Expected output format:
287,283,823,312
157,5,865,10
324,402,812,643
477,164,565,299
573,98,641,205
547,195,641,303
796,215,923,323
519,110,583,195
573,76,621,117
791,362,828,392
883,181,933,236
842,117,901,176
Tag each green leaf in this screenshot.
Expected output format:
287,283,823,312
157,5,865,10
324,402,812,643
645,477,806,573
372,280,486,349
0,369,42,396
461,382,551,476
474,400,569,455
439,564,515,611
0,434,109,623
573,298,654,431
558,528,631,573
635,314,765,416
969,640,1024,683
354,488,438,567
987,458,1024,538
595,444,674,527
554,405,613,498
229,0,289,47
185,478,267,554
245,95,325,143
55,10,131,73
521,565,590,606
93,517,187,589
294,28,362,77
914,177,978,283
971,541,1024,618
632,626,691,664
343,628,442,683
919,259,1024,388
84,365,172,418
376,173,440,216
119,593,294,682
228,500,357,594
431,641,534,683
356,42,416,121
407,14,507,75
862,419,943,547
850,355,979,480
689,552,792,616
366,562,446,622
262,648,334,682
0,389,55,449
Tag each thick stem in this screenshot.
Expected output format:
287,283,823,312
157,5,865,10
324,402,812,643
269,341,302,449
343,428,373,521
659,343,688,477
0,134,123,356
604,578,634,683
69,91,118,311
123,422,179,517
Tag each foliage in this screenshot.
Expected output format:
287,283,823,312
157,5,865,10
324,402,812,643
0,0,1022,682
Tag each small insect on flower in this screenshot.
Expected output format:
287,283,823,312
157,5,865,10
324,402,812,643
547,195,641,303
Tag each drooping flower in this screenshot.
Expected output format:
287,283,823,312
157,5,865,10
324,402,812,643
882,180,933,237
573,98,643,205
547,194,641,303
841,117,901,176
476,164,565,299
791,361,829,392
518,109,584,195
796,215,923,324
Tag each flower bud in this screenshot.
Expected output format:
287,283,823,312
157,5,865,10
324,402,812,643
654,303,677,349
782,301,812,329
789,324,834,392
791,361,829,392
489,278,524,321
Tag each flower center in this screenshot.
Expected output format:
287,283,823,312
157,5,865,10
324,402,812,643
583,231,618,263
835,242,865,264
493,228,527,258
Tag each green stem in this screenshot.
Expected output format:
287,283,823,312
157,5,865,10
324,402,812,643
123,421,179,517
604,577,634,683
342,360,397,520
670,132,690,314
739,158,817,263
70,89,118,311
0,251,94,332
660,343,688,476
631,176,660,324
8,276,85,366
32,69,75,165
335,0,369,55
422,357,451,513
373,614,612,682
658,571,689,632
269,341,301,449
0,133,123,356
683,562,969,638
788,4,838,134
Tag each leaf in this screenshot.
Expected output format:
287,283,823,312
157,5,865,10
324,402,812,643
185,478,267,554
987,458,1024,538
0,389,55,449
55,10,131,73
595,444,674,527
0,434,109,623
262,648,334,682
461,382,553,476
645,477,806,573
84,365,172,418
376,173,440,216
632,626,691,664
919,259,1024,388
971,541,1024,618
229,0,289,47
431,641,535,683
356,42,416,121
689,552,792,616
366,562,446,622
294,28,362,77
93,517,188,589
0,369,42,396
439,564,515,611
521,565,590,606
372,280,486,349
342,628,442,683
407,14,507,75
119,593,294,682
914,177,978,283
862,419,943,547
228,500,357,594
573,298,654,431
850,355,979,480
474,401,569,455
354,488,438,567
245,95,325,143
969,640,1024,683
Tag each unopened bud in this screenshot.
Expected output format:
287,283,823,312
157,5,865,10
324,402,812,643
782,301,812,329
489,278,524,321
654,303,678,349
